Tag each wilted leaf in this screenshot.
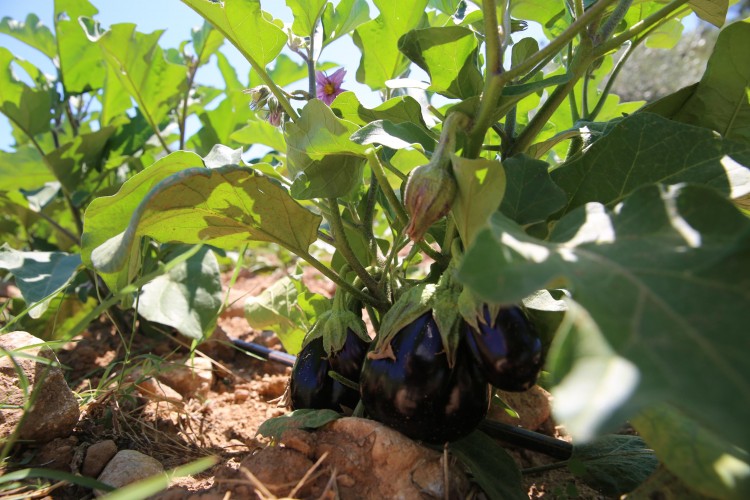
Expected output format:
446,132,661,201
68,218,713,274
459,184,750,451
138,246,222,340
450,430,526,500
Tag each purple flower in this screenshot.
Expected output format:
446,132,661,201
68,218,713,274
316,68,346,105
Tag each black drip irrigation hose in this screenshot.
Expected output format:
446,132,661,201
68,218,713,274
229,337,573,460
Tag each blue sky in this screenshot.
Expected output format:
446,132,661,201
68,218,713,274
0,0,380,150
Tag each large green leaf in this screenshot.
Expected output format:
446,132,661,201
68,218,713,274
321,0,370,47
451,156,506,246
0,14,56,59
191,21,224,67
350,120,436,152
45,127,115,194
0,244,82,318
244,275,312,354
633,404,750,499
458,184,750,451
285,99,367,198
55,0,106,93
0,48,52,139
90,165,322,275
91,23,186,136
398,26,482,99
331,91,428,129
688,0,728,28
672,20,750,146
138,246,223,340
550,113,750,218
181,0,286,67
230,119,286,153
499,154,566,225
286,0,327,36
352,0,428,90
82,151,204,292
0,146,52,191
289,154,366,200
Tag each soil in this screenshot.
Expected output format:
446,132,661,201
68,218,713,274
4,267,605,499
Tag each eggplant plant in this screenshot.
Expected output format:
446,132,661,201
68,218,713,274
1,0,749,497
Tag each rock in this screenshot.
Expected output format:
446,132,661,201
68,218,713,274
157,356,213,399
232,417,470,499
30,436,78,471
197,326,235,361
96,450,164,496
136,378,184,407
82,440,118,478
489,385,552,431
0,331,80,443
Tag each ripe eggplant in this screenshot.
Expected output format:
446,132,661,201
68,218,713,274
465,306,543,392
360,312,490,443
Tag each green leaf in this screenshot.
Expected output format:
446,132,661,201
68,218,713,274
672,21,750,146
550,113,750,218
289,154,366,200
459,184,750,450
0,14,56,59
286,0,327,36
633,404,749,499
449,430,526,500
245,275,315,355
511,37,539,68
99,63,132,126
191,21,224,67
352,0,428,90
331,91,429,129
0,48,52,138
321,0,370,47
450,156,506,246
82,151,204,292
55,0,106,93
689,0,728,28
0,244,82,318
45,127,116,194
0,146,53,191
499,154,566,225
350,120,436,152
91,23,186,135
257,409,342,441
138,246,222,340
181,0,286,67
230,119,286,153
398,26,482,99
90,165,322,276
569,434,658,496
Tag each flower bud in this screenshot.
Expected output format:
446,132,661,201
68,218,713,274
404,160,457,241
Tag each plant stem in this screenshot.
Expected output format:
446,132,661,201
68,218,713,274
508,39,594,157
179,61,199,150
326,198,384,301
594,0,690,57
466,0,618,158
298,249,386,309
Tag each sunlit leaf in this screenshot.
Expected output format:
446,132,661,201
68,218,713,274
0,14,56,59
286,0,327,36
450,156,506,245
321,0,370,46
56,0,106,93
688,0,728,28
0,48,52,139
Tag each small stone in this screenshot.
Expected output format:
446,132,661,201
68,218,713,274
31,436,78,471
489,385,552,431
157,356,213,399
82,440,118,478
0,331,80,443
233,389,250,403
96,450,164,496
136,378,184,406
